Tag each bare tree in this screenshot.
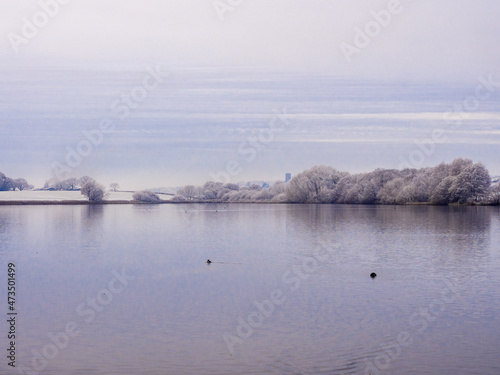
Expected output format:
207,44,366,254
81,180,106,202
110,183,120,192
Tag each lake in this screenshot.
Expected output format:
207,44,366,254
1,204,500,374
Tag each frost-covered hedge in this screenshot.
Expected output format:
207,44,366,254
133,190,161,203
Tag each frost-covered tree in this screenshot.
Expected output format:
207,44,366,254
0,173,11,191
449,158,473,176
285,173,312,202
200,182,224,200
377,177,405,204
133,190,161,203
396,170,431,203
172,158,494,205
110,183,120,192
487,183,500,205
65,178,79,190
14,178,33,191
430,176,455,205
53,180,70,190
81,180,106,202
349,179,378,204
0,173,25,191
427,162,450,195
174,180,288,202
79,176,94,186
43,177,79,191
5,178,15,191
286,165,346,203
269,181,287,202
334,169,404,204
177,185,197,200
224,183,240,191
217,183,242,201
449,162,491,203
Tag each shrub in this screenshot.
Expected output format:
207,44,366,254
81,180,106,202
133,190,161,203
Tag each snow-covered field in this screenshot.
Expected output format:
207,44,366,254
0,191,170,201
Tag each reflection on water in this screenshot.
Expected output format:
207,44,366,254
0,204,499,375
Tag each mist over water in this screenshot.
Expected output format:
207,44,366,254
1,67,499,189
2,204,500,374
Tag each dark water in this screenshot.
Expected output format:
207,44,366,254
1,204,500,374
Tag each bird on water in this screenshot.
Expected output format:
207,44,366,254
370,272,377,278
206,259,212,264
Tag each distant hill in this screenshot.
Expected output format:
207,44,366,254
236,180,272,188
150,187,180,195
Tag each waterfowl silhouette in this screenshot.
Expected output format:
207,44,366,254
370,272,377,278
206,259,212,264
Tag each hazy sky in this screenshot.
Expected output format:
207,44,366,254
1,1,499,189
1,0,499,80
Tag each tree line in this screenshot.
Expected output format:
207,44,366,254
173,158,500,205
43,176,97,191
0,172,33,191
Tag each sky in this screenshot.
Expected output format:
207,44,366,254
0,0,499,189
1,0,500,80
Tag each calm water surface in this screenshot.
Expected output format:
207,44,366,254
1,204,499,375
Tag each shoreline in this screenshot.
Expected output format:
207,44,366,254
0,200,156,206
0,200,498,206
